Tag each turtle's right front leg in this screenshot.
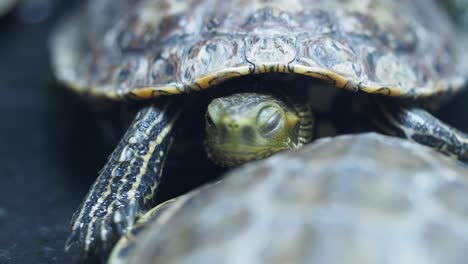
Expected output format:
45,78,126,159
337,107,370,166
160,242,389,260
369,97,467,163
65,99,180,256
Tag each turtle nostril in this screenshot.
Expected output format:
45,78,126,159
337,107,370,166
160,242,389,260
227,122,239,129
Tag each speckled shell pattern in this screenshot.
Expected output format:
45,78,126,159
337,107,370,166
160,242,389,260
111,133,468,264
51,0,468,100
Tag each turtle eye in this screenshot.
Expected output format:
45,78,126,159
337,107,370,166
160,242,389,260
206,113,215,127
257,106,283,136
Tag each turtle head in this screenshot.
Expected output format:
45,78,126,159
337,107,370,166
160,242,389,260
205,92,312,167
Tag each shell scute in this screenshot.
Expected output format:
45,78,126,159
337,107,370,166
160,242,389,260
150,46,184,86
297,9,336,35
306,37,361,79
372,53,418,91
245,35,297,67
183,37,245,83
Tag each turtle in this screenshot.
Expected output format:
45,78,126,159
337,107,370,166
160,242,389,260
50,0,468,257
107,133,468,264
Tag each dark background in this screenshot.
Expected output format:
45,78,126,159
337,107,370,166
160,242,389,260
0,1,466,264
0,1,224,263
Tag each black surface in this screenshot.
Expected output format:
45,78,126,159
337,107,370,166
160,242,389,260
0,2,467,264
0,3,225,263
0,2,97,263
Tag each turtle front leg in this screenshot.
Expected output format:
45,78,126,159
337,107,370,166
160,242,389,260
370,98,467,163
66,99,180,256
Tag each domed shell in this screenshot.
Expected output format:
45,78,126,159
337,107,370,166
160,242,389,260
109,133,468,264
51,0,468,100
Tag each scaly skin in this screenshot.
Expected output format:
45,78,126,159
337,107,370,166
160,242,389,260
66,99,180,256
205,92,314,167
369,97,468,163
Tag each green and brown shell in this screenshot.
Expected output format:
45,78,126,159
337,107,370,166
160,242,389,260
109,133,468,264
51,0,468,100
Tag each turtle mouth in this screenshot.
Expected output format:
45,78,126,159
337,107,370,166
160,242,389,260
204,141,286,167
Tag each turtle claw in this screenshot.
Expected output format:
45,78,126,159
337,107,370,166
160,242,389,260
65,201,138,258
